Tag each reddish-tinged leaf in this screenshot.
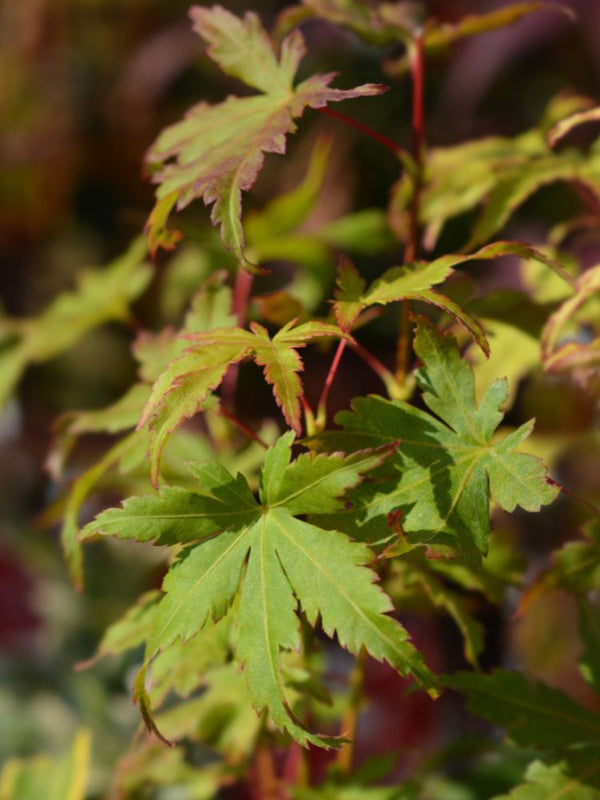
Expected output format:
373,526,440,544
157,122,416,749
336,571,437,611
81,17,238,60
548,106,600,148
145,5,386,269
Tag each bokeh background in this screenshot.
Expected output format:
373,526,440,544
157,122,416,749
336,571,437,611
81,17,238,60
1,0,600,796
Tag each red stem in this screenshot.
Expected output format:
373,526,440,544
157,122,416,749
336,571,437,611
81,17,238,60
220,408,268,449
223,269,255,409
233,268,254,326
316,337,347,427
349,339,396,393
546,477,600,516
317,106,406,158
396,33,426,385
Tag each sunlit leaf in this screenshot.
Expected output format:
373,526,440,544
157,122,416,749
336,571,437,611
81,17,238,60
140,319,341,483
311,318,557,565
145,5,385,269
83,433,437,746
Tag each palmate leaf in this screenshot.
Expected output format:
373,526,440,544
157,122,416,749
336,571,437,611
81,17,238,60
445,670,600,764
334,241,570,352
140,319,341,484
145,5,385,268
83,434,437,747
311,318,557,565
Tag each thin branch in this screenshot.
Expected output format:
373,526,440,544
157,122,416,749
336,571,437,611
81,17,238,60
220,408,268,449
318,106,407,159
316,337,348,430
396,33,426,386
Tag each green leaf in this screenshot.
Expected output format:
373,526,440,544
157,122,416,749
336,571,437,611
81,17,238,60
311,318,557,564
152,664,261,760
492,759,600,800
578,599,600,695
81,590,161,667
84,434,437,746
444,670,600,750
140,319,341,483
0,238,151,409
386,4,574,75
522,521,600,608
246,134,332,246
145,5,385,268
0,729,91,800
148,613,233,705
334,241,572,351
387,554,485,667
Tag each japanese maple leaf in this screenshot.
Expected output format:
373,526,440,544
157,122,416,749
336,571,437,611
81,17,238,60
82,434,437,747
139,319,342,485
311,317,557,566
145,5,386,269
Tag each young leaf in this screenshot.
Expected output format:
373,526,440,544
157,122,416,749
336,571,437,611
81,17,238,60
334,241,572,352
444,669,600,751
140,320,341,484
311,318,557,565
83,433,437,747
145,5,386,268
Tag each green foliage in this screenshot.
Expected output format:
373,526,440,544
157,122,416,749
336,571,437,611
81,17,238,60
83,433,436,745
0,730,91,800
145,4,385,269
8,0,600,797
311,318,556,565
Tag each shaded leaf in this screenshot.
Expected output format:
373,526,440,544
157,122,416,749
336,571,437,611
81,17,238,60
0,729,91,800
0,238,151,409
578,599,600,695
445,669,600,750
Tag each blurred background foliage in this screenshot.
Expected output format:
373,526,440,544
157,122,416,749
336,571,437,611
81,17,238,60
1,0,600,798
